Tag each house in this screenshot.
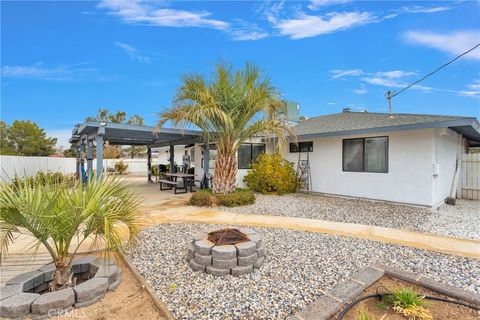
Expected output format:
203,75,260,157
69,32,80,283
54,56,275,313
273,110,480,207
70,109,480,207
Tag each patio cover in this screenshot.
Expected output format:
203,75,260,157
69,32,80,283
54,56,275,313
69,121,202,179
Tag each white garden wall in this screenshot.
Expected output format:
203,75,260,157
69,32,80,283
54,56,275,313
0,156,154,182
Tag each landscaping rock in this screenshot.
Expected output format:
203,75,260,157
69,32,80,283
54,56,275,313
296,295,343,320
235,241,257,257
192,232,207,242
38,263,56,282
256,244,266,258
231,265,253,276
330,280,365,303
206,266,230,277
248,235,262,248
212,245,236,259
74,292,105,308
239,228,257,235
72,256,96,273
187,243,195,259
108,275,122,291
194,253,212,266
73,277,108,304
253,256,265,269
238,253,257,266
194,240,214,255
94,265,118,285
189,259,206,272
0,292,40,319
0,284,22,301
353,266,384,287
212,257,237,269
6,270,44,292
31,287,75,316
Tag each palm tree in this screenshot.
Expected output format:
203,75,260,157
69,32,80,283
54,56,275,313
158,63,294,193
0,176,141,291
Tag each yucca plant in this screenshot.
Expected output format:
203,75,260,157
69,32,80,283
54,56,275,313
0,176,141,291
158,62,295,193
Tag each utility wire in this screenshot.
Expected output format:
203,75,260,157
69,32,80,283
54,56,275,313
389,42,480,98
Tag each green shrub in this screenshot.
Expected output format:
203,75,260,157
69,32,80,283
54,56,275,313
243,153,298,195
11,172,77,188
189,188,255,207
114,160,128,174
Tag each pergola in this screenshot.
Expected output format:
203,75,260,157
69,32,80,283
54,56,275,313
69,121,208,181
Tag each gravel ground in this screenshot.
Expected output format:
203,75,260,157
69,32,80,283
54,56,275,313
219,194,480,240
125,223,480,320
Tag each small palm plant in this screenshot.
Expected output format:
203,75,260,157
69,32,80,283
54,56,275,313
0,176,141,291
158,62,295,194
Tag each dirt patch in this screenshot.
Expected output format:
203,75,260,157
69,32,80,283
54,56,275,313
53,257,166,320
337,276,479,320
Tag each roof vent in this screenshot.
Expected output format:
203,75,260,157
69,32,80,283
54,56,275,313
342,108,351,113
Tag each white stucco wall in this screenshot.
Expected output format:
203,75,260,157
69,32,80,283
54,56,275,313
432,128,466,206
281,128,441,206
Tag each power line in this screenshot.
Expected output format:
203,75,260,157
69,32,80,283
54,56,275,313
385,42,480,112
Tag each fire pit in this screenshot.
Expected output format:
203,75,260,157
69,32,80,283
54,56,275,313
187,228,266,276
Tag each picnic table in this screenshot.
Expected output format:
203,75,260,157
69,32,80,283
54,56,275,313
159,173,196,194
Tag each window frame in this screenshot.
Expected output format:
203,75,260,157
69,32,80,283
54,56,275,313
238,143,266,169
342,136,389,173
289,141,313,153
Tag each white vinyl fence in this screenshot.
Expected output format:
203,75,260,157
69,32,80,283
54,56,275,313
0,156,151,182
457,153,480,200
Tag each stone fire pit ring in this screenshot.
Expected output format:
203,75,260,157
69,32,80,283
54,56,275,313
0,256,122,319
187,227,266,276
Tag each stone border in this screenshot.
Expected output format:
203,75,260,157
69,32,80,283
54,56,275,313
287,265,480,320
0,256,121,319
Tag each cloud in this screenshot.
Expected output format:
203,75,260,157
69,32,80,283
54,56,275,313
114,42,151,63
308,0,351,10
401,6,451,14
98,0,229,30
374,70,417,78
459,80,480,98
361,77,404,88
1,63,97,81
353,88,368,95
229,19,269,41
403,30,480,60
273,11,374,39
330,69,364,79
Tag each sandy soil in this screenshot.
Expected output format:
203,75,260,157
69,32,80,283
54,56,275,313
337,276,480,320
52,257,166,320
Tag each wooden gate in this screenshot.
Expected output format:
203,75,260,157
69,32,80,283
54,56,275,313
457,153,480,200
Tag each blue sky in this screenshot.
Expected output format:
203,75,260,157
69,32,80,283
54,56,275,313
1,0,480,148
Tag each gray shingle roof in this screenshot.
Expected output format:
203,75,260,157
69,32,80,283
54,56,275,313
293,112,478,140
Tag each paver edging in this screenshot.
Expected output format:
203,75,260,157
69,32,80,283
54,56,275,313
289,265,480,320
0,256,121,319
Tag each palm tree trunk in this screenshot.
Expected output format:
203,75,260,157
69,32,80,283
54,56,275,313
50,257,73,291
213,152,237,193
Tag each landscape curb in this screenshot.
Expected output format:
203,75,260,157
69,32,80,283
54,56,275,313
117,253,175,320
288,265,480,320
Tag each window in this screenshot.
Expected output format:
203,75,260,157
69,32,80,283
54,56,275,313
290,141,313,153
238,143,266,169
343,136,388,173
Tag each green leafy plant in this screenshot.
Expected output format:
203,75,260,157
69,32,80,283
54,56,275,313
384,287,432,320
114,160,129,174
189,188,255,207
0,177,141,291
244,153,298,195
158,62,295,193
11,172,77,189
